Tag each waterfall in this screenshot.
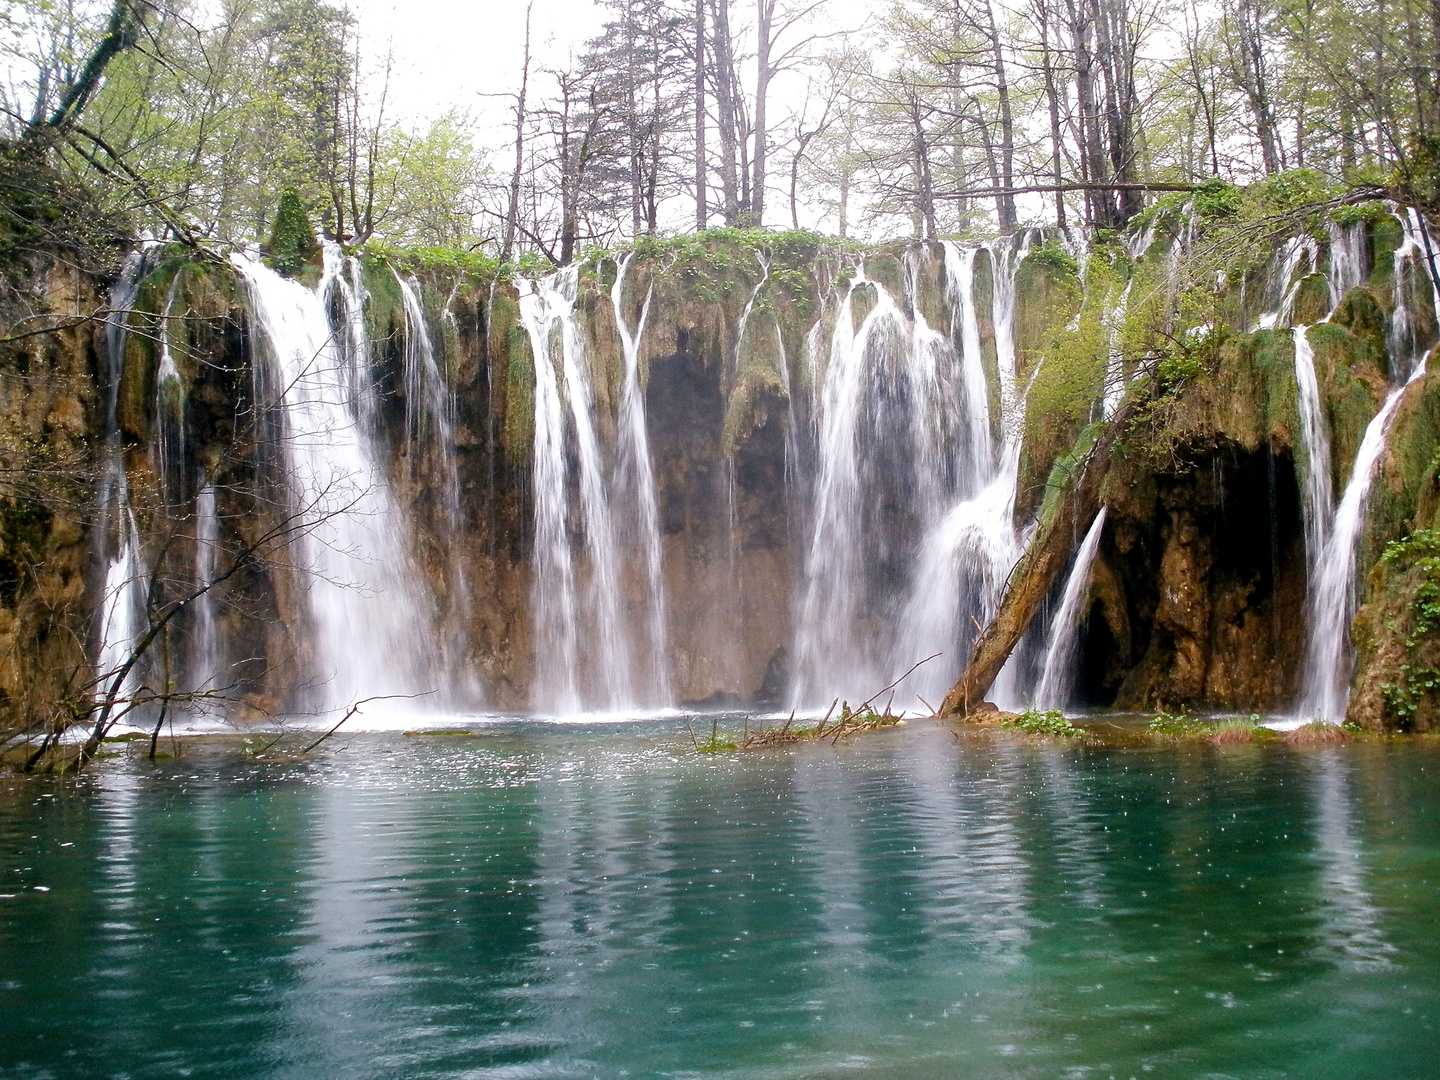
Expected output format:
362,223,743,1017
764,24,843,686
231,249,444,713
1033,507,1108,711
154,275,186,507
610,253,671,705
1293,326,1334,578
1297,381,1412,722
1101,279,1134,420
395,271,478,700
95,251,151,710
792,265,908,704
519,264,668,714
1257,236,1318,329
1296,214,1439,723
941,241,994,489
1327,221,1368,317
395,272,460,523
188,483,220,695
792,249,993,706
890,237,1031,710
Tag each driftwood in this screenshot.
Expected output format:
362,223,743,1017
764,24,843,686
940,396,1140,716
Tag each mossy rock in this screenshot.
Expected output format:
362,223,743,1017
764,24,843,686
1291,273,1331,325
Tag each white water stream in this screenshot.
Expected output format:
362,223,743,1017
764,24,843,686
232,249,442,713
1295,213,1440,723
1033,508,1109,711
518,260,670,714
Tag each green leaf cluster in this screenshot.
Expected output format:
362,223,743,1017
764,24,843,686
1003,709,1081,736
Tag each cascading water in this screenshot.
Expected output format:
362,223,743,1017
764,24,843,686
1293,326,1334,580
95,250,151,708
396,272,460,521
1297,213,1440,722
1098,224,1158,419
792,264,912,704
610,253,671,705
1328,221,1368,316
187,483,220,695
1257,236,1319,329
519,264,670,714
154,275,186,507
231,249,443,713
942,242,993,485
790,239,1030,708
1033,507,1109,711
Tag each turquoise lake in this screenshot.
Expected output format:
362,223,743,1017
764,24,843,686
1,721,1438,1078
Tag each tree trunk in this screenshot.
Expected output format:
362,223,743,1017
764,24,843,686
696,0,708,228
502,2,534,263
1038,0,1067,227
751,0,774,227
984,0,1017,232
711,0,742,224
1231,0,1283,174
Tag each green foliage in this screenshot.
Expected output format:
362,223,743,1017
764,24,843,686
361,241,499,281
1148,710,1205,735
1192,178,1245,221
1157,327,1226,391
1250,169,1343,216
1003,709,1081,736
1022,237,1079,277
693,718,738,753
1378,530,1440,725
266,188,318,277
1396,133,1440,213
1331,200,1391,228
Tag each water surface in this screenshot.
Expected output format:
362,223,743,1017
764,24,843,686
2,721,1438,1078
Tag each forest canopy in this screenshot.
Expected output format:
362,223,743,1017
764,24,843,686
2,0,1437,262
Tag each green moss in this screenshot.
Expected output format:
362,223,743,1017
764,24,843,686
501,321,535,463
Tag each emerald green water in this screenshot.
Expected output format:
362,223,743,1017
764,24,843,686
2,722,1438,1078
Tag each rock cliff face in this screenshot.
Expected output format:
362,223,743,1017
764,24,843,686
6,210,1439,729
0,255,103,736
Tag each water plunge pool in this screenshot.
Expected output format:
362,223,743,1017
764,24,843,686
2,720,1438,1077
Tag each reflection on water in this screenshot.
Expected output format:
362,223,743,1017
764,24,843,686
2,723,1439,1079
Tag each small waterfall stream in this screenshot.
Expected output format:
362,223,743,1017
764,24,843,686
1033,507,1109,711
610,253,671,705
1293,326,1334,580
396,272,460,522
893,237,1031,710
95,251,151,707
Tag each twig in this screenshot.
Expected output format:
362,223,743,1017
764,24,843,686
855,654,941,714
301,693,423,754
683,716,699,749
916,694,936,716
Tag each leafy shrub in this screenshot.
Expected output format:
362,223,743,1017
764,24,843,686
266,188,318,277
1026,237,1080,277
1148,710,1205,735
1192,178,1244,221
1003,709,1081,736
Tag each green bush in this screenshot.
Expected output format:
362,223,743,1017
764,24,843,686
266,188,318,277
1003,709,1081,736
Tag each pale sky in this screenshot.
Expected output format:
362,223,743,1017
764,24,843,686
352,0,609,135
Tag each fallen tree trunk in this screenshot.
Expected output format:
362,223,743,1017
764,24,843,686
940,397,1140,716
